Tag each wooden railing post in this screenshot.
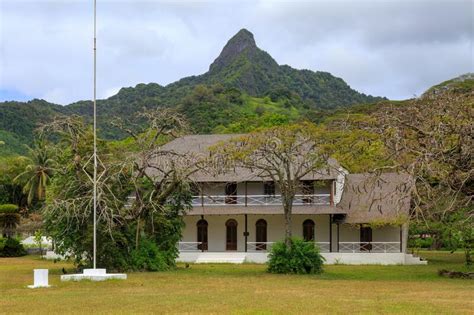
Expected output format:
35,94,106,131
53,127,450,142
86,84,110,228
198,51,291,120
330,180,335,206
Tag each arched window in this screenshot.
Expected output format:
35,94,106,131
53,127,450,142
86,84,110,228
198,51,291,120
303,219,315,241
226,219,238,250
255,219,267,250
197,219,208,251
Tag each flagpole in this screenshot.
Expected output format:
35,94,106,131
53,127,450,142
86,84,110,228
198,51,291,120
93,0,97,270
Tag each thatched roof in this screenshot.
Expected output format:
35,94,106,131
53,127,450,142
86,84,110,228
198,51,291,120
154,134,341,182
149,135,414,224
337,173,414,224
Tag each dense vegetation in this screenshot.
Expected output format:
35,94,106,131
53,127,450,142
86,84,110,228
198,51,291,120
0,28,471,269
0,29,383,155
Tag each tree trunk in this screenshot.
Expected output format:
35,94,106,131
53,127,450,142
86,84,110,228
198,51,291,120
465,248,472,267
135,218,141,250
283,198,293,247
430,233,442,250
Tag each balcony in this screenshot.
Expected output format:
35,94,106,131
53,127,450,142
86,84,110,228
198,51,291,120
191,194,332,207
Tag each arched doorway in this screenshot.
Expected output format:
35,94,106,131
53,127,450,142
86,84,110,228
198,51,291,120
360,226,373,251
303,219,315,241
197,219,208,251
255,219,267,250
226,219,238,250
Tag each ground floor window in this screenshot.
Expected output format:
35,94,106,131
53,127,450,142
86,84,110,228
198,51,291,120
303,219,315,241
226,219,238,250
197,219,208,251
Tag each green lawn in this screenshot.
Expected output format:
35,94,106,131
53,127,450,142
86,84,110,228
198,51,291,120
1,251,473,314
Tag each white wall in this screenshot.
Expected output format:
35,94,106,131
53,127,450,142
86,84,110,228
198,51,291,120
183,215,404,252
182,214,333,251
177,252,425,265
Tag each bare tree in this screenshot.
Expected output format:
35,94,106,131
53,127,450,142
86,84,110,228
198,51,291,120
328,89,473,262
112,108,205,248
212,123,333,246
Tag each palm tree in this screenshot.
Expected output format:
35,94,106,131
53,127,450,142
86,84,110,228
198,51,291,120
14,140,55,206
0,204,20,237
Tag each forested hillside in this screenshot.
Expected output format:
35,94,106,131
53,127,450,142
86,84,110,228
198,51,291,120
0,29,389,155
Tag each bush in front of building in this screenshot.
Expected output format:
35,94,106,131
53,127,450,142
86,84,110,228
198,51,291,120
267,237,325,274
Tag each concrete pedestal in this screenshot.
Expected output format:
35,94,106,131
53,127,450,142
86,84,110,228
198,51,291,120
28,269,50,288
61,268,127,281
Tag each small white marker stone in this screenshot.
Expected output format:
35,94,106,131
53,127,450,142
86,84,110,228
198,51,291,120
28,269,50,288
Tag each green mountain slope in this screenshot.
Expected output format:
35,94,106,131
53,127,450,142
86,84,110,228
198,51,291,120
1,29,387,155
169,29,383,108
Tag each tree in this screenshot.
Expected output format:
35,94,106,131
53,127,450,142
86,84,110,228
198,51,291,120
0,204,20,238
14,139,55,206
213,123,332,246
41,111,199,271
0,156,30,206
112,108,203,250
330,89,473,264
34,229,44,258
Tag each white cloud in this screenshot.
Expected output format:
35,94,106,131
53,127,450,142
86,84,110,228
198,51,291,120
0,0,472,104
103,86,121,99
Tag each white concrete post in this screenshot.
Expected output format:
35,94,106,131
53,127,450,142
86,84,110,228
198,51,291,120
28,269,50,288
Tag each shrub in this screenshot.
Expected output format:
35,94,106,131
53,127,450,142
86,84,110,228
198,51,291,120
130,238,169,272
0,204,19,213
0,237,27,257
268,237,325,274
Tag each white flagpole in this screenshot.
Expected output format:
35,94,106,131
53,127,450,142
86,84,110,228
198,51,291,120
93,0,97,270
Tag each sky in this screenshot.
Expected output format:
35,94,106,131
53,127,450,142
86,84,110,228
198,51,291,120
0,0,472,105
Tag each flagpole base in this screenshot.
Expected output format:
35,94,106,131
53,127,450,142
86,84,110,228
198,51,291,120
60,268,127,281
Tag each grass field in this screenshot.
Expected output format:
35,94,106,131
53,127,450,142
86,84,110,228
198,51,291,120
1,251,473,314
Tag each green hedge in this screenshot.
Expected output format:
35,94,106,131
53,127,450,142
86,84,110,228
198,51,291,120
268,237,325,274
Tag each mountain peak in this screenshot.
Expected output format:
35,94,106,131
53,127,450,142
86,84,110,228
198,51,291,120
230,28,256,46
209,28,260,72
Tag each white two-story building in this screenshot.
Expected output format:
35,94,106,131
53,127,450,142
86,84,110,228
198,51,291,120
159,135,425,265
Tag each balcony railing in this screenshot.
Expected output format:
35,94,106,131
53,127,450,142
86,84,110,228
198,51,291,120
246,242,330,252
191,194,331,207
178,242,401,253
178,242,203,251
338,242,401,253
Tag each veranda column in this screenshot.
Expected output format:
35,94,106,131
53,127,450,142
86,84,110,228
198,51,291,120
399,225,402,252
402,223,409,253
245,181,248,206
329,214,333,252
244,214,248,252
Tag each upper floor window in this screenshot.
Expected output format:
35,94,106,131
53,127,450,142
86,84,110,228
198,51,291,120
225,182,237,204
302,181,314,195
302,181,314,204
263,181,275,196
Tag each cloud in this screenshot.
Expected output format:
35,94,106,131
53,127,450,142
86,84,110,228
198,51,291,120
0,0,472,104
